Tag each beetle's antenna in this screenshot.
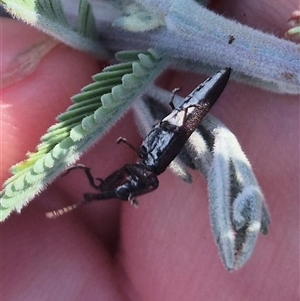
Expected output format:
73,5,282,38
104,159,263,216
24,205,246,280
46,201,85,219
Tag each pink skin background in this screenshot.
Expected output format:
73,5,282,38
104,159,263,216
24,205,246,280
0,1,299,300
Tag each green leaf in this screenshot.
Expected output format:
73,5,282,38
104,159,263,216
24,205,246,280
76,0,97,39
0,49,167,221
1,0,108,58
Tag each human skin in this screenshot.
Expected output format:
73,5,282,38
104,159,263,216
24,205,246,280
0,1,299,300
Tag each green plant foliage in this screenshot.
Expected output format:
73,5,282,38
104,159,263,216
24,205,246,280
1,0,107,58
0,49,166,221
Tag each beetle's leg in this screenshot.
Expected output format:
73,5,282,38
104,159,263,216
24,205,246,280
116,137,140,155
128,193,139,207
169,87,181,109
63,164,103,190
62,164,86,176
182,104,201,124
117,137,154,161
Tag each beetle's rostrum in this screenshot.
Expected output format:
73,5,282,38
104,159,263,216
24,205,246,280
46,68,231,218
